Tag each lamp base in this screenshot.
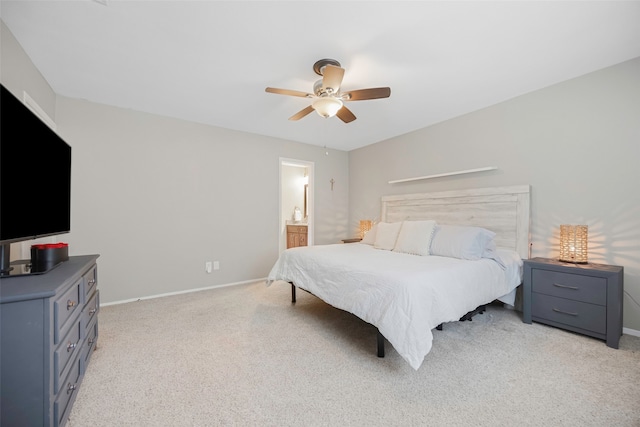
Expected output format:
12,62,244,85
558,258,588,264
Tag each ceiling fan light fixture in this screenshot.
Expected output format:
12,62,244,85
313,96,343,118
265,59,390,123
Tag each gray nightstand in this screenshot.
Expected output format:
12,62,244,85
522,257,623,348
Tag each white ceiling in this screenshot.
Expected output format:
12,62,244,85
2,1,639,151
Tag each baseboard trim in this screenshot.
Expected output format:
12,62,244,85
623,327,640,338
101,277,266,307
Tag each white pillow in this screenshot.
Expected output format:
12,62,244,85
360,223,378,245
393,220,437,256
430,225,496,260
482,239,506,268
373,222,403,250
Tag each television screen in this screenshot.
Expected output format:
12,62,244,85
0,84,72,245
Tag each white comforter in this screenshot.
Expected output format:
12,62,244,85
266,243,522,370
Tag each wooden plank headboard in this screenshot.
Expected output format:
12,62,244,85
381,185,531,259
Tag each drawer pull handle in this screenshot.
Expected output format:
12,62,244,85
88,338,95,346
67,342,77,352
89,307,97,315
553,283,579,290
553,308,578,316
67,300,77,310
67,383,77,394
88,279,96,285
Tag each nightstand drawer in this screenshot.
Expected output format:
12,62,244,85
532,293,606,335
532,269,606,305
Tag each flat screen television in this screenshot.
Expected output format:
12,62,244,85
0,84,72,277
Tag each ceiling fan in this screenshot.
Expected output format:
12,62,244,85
265,59,391,123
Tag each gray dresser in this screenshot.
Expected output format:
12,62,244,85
1,255,100,427
522,257,623,348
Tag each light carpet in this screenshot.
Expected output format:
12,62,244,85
68,281,640,427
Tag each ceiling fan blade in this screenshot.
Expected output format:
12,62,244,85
322,65,345,92
345,87,391,101
336,105,356,123
288,105,315,121
266,87,312,98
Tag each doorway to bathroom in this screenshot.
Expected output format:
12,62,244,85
279,158,314,254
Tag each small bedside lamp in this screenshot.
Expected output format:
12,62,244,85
559,224,588,264
359,220,373,239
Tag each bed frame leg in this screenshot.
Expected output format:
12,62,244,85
377,330,385,358
290,283,296,303
460,304,487,322
438,304,486,331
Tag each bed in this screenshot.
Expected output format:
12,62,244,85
267,185,531,370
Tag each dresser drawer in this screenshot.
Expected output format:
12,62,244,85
531,269,606,305
54,278,83,344
54,356,81,427
81,317,99,373
532,293,606,335
81,290,99,338
54,320,82,394
82,265,98,304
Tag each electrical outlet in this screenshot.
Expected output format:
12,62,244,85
205,261,212,273
213,261,220,270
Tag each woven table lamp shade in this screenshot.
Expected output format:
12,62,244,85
559,225,588,263
359,220,373,239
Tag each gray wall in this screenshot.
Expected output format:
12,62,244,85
349,57,640,331
1,21,349,303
